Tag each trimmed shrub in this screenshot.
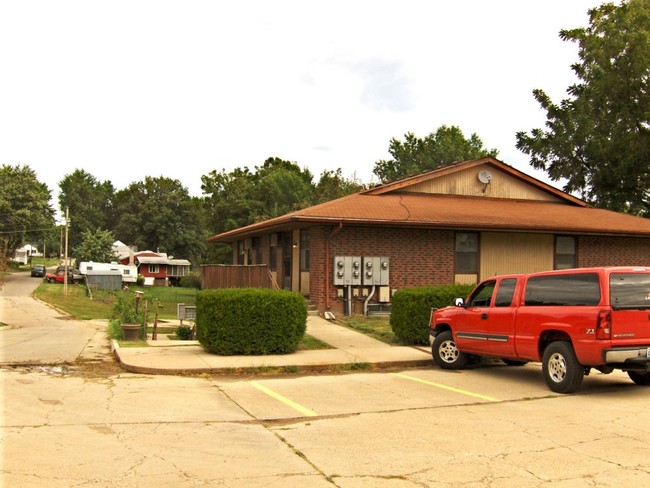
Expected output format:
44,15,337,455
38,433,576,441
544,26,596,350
390,284,475,345
196,288,307,355
179,271,201,289
176,325,194,340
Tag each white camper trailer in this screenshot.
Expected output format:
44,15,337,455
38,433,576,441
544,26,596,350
79,262,138,283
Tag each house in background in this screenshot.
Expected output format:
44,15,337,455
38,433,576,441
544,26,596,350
112,240,134,262
206,157,650,316
14,244,41,265
120,250,191,286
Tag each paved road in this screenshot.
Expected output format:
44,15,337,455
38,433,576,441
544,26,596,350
0,271,108,364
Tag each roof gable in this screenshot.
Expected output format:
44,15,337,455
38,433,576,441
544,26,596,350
364,157,588,206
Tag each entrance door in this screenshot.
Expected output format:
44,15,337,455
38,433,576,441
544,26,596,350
281,232,292,290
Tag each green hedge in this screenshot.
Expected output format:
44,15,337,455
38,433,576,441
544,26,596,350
196,288,307,355
390,284,475,345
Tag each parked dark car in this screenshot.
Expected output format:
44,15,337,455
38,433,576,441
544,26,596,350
30,264,46,277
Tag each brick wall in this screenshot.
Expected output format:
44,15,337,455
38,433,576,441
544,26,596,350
578,236,650,267
309,225,455,313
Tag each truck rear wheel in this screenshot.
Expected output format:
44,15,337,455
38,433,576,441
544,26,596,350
542,341,584,393
627,371,650,385
432,330,469,370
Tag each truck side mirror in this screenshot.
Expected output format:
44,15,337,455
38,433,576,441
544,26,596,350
454,297,465,307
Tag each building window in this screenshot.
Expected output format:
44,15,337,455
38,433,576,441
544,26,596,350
148,264,159,274
300,230,310,271
237,241,245,265
254,237,263,264
455,232,479,274
555,236,576,269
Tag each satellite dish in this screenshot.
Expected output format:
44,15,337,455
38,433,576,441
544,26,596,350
478,170,492,184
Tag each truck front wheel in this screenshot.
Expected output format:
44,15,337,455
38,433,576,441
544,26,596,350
542,341,584,393
432,330,469,370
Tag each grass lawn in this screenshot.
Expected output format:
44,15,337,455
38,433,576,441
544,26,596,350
36,282,334,351
35,282,197,320
336,315,399,345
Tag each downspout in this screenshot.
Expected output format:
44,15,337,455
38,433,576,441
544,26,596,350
325,222,343,311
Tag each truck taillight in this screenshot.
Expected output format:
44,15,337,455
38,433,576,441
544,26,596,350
596,310,612,340
429,308,437,329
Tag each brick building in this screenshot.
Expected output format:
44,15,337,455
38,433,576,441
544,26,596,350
207,158,650,315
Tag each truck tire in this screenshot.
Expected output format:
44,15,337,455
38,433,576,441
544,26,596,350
542,341,584,393
432,330,469,370
627,371,650,386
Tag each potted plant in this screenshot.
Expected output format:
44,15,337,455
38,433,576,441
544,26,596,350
111,293,145,341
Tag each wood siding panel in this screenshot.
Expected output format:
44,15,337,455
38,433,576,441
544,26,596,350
480,232,554,279
454,273,478,285
404,164,562,202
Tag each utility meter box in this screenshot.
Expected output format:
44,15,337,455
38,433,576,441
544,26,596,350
333,256,362,286
362,256,390,286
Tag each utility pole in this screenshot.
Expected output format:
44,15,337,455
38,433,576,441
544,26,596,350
64,207,69,296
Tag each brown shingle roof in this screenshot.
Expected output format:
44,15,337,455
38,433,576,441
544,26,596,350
209,192,650,242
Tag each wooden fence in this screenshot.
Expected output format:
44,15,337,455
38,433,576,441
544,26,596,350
200,264,280,290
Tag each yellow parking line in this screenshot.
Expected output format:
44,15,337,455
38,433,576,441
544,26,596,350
390,373,501,403
249,381,317,417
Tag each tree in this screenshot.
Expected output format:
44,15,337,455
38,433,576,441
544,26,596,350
312,169,366,204
0,164,55,260
373,125,499,183
201,157,315,231
255,158,314,220
72,229,119,264
516,0,650,215
58,170,115,249
113,177,207,262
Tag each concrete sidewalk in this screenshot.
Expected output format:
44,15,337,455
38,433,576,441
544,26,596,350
113,315,433,374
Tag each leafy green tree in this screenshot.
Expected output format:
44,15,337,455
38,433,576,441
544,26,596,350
516,0,650,215
201,166,261,233
373,125,499,183
0,164,55,260
58,169,115,249
201,157,315,231
313,169,366,204
113,177,207,262
72,229,119,264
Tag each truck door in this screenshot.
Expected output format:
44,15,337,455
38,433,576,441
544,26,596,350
486,278,518,357
454,280,496,353
455,278,517,356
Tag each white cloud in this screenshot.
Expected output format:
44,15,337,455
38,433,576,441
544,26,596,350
0,0,600,204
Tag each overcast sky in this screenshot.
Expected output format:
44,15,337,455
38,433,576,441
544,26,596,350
1,0,603,205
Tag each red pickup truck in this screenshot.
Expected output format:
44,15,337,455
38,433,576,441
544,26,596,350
430,267,650,393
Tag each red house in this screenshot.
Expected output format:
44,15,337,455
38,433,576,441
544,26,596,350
120,251,191,286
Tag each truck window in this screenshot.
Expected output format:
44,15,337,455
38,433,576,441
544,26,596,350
610,273,650,310
525,273,600,306
494,278,517,307
467,280,496,307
